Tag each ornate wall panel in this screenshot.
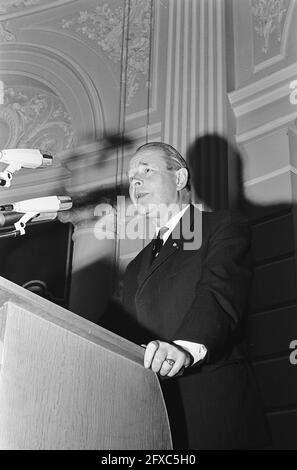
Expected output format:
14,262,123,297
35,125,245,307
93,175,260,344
252,0,291,68
59,1,152,109
0,81,73,153
0,1,56,15
232,0,297,89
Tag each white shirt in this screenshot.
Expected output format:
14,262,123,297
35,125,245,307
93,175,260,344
156,204,207,365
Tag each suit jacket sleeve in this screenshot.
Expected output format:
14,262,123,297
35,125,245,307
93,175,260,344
174,211,252,362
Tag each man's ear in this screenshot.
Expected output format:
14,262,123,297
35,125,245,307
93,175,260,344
175,168,188,190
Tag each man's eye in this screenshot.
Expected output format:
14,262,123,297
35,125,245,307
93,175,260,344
143,167,153,175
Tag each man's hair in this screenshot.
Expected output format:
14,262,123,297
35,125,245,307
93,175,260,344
135,142,191,191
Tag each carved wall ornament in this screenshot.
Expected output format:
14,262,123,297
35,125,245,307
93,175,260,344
0,84,74,153
60,0,152,105
0,22,16,42
0,0,47,15
251,0,289,54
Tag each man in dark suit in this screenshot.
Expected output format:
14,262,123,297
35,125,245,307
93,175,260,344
122,142,269,449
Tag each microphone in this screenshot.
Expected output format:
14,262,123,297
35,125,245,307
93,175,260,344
0,196,72,213
0,149,52,169
0,196,72,236
0,211,57,228
0,149,53,188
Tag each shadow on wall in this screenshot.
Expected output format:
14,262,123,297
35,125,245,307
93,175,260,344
187,133,293,313
85,132,295,335
187,133,296,450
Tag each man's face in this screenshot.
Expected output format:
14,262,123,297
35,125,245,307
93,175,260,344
128,149,178,218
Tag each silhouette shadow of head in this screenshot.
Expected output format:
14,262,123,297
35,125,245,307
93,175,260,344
186,133,291,221
186,134,229,211
186,133,294,366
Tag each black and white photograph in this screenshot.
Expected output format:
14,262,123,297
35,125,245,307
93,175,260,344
0,0,296,453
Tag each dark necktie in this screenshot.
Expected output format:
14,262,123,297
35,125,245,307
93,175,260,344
151,226,169,261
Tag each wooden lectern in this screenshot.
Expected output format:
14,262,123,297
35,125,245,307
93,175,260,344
0,276,172,450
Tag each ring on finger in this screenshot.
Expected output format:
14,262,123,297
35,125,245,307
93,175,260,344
164,358,175,367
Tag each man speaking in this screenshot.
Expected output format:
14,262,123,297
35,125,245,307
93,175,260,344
122,142,269,449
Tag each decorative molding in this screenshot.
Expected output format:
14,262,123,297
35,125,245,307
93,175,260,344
190,0,197,141
216,0,225,134
198,0,205,136
0,21,16,42
181,0,189,151
164,0,226,152
0,106,20,147
164,0,174,144
208,0,214,131
251,0,289,54
127,0,159,122
60,0,152,106
232,82,290,118
172,0,182,149
0,0,74,19
0,42,105,139
253,0,294,72
244,165,294,187
0,0,45,14
229,62,297,106
229,62,297,118
235,111,297,143
1,84,74,153
254,51,286,72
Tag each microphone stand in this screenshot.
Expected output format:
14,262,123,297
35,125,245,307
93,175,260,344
0,211,40,238
0,229,22,239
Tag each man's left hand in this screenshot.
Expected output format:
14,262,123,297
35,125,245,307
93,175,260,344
143,340,193,378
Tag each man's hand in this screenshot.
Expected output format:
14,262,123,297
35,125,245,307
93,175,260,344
143,340,193,378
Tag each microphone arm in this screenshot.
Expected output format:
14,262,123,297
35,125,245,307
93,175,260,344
0,149,53,188
0,196,72,236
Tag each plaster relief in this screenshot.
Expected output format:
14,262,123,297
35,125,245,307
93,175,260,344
60,0,152,106
251,0,290,66
0,0,47,15
0,22,16,42
0,84,74,153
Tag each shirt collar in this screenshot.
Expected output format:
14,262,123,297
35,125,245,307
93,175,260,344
155,204,190,243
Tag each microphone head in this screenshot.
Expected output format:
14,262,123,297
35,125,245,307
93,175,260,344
41,154,53,167
0,213,5,227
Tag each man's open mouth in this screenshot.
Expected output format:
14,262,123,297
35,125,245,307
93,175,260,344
136,192,150,200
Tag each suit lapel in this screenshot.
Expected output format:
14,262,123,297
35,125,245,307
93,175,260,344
137,238,155,287
136,205,198,295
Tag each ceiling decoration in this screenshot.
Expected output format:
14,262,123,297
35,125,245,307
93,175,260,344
60,0,152,105
0,83,74,153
